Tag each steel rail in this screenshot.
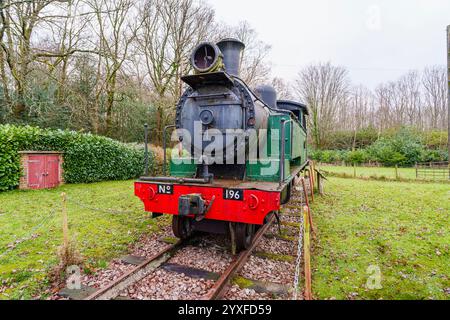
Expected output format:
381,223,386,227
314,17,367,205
85,241,185,300
203,214,276,300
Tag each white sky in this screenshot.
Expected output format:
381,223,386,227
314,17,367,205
208,0,450,89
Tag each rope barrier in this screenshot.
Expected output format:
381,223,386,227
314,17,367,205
65,196,140,215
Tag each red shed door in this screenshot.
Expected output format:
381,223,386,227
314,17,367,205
27,155,60,189
45,155,60,188
28,155,45,189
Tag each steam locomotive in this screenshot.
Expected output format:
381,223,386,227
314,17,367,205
135,39,308,251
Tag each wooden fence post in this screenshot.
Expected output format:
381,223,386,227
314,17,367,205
300,178,316,235
61,192,69,250
415,163,418,179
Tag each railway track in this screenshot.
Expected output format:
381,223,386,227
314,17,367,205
57,181,312,301
84,214,277,300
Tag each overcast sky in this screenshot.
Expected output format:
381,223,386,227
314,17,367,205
208,0,450,89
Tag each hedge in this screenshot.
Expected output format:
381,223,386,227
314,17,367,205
0,125,152,191
319,127,448,151
310,146,448,167
310,128,449,167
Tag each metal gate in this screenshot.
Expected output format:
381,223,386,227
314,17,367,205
415,162,450,180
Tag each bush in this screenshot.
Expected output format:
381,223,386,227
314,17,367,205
420,149,449,163
345,149,370,165
308,149,323,162
320,127,379,150
0,125,149,191
368,128,425,167
421,131,448,150
310,149,349,163
321,150,340,163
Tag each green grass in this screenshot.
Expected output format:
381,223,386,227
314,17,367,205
0,180,168,300
319,165,418,180
311,177,450,300
1,174,449,300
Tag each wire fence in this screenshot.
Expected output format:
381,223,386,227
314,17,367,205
65,196,138,215
0,193,146,261
0,208,58,260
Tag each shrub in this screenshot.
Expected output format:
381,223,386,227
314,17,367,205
320,127,379,150
310,149,349,163
421,131,448,150
345,149,370,165
368,128,424,167
0,125,149,191
311,128,447,167
420,149,449,163
321,150,337,163
367,143,407,167
308,149,323,162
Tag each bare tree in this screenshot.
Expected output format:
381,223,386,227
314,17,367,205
422,66,447,130
0,0,61,117
394,71,422,128
347,85,374,147
44,0,93,104
295,62,349,148
1,0,447,148
271,77,293,100
86,0,139,134
135,0,214,143
0,0,96,119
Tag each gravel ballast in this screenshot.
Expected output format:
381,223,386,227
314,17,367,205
122,269,215,300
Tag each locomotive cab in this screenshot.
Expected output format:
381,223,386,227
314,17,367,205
277,100,309,131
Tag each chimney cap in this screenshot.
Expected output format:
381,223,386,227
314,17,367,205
217,38,245,49
216,38,245,77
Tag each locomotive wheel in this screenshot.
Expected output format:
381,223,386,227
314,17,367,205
235,223,255,251
172,215,193,240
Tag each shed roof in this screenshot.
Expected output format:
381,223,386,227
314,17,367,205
19,151,64,154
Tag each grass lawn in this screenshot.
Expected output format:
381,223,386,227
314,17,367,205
0,180,169,300
1,175,448,300
311,177,449,300
318,165,419,180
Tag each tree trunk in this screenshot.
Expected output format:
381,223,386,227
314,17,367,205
104,65,119,135
0,49,11,106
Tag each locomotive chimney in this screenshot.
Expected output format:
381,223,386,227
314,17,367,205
216,38,245,77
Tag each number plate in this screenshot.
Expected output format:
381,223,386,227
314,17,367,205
157,184,173,195
223,189,244,201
